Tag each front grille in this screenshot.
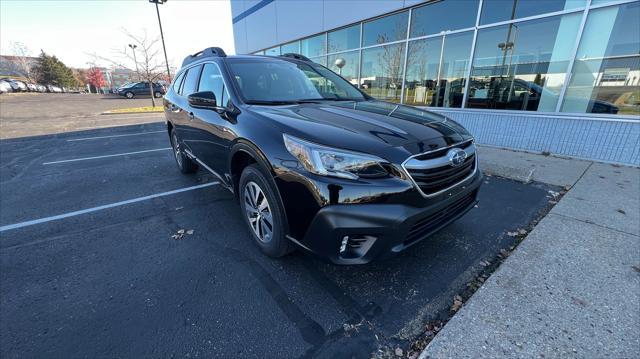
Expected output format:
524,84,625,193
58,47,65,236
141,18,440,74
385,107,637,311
403,142,477,197
405,191,477,245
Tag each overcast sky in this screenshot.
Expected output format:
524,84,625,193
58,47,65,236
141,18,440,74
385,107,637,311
0,0,235,69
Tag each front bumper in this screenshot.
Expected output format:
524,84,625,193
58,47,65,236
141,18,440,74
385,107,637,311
288,170,482,264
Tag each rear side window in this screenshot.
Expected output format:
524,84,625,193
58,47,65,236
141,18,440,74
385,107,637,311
180,65,202,96
198,63,225,107
172,71,185,92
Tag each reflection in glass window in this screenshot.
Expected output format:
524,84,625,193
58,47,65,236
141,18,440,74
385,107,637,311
360,43,406,102
467,13,582,112
435,31,474,108
265,47,280,56
404,37,442,105
329,51,360,85
198,63,228,107
363,11,409,46
410,0,478,38
328,24,361,53
301,34,326,57
252,51,265,55
561,2,639,115
480,0,585,25
280,41,300,55
310,56,327,67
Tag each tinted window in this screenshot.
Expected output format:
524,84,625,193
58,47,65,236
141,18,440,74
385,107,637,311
480,0,585,25
198,63,225,107
363,11,409,46
181,65,202,96
301,34,326,57
410,0,479,38
328,24,361,53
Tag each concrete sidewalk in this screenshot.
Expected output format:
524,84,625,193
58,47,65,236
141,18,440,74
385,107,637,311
422,147,640,358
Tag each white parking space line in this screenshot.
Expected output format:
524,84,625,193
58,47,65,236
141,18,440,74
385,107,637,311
43,148,172,165
0,182,219,232
67,130,166,142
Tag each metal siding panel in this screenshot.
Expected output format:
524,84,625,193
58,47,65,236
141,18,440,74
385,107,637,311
323,0,404,31
244,2,278,53
275,0,323,44
430,109,640,166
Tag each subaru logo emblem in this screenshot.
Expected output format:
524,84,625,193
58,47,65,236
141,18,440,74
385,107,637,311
448,148,467,167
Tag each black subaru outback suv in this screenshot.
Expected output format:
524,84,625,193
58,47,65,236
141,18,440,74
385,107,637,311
164,47,482,264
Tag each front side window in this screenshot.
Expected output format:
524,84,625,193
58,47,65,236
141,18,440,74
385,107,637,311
360,42,406,103
198,63,226,107
227,58,365,103
561,2,640,116
466,13,582,112
362,11,409,46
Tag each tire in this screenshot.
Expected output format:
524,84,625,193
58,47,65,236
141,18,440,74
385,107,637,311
239,164,292,257
154,91,162,98
125,91,134,99
170,129,198,174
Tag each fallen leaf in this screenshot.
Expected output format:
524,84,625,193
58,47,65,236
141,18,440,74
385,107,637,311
186,229,194,235
177,229,185,234
617,209,626,215
395,348,403,357
507,231,518,237
518,229,527,235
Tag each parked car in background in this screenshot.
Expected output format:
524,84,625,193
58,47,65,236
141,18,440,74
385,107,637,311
26,83,37,92
0,80,12,94
46,85,62,93
117,81,166,99
36,84,47,92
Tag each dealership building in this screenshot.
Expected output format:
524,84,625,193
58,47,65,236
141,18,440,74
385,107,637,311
230,0,639,166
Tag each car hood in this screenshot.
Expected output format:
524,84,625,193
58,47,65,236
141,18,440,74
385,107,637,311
250,100,473,161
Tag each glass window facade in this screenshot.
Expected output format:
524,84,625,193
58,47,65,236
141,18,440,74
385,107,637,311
480,0,586,25
301,34,326,58
280,41,300,55
360,43,406,102
329,51,360,85
467,13,582,111
561,2,640,115
328,24,361,53
250,0,640,118
363,11,409,46
410,0,478,38
265,46,279,56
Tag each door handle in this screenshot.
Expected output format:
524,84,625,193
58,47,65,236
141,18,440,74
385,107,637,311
189,112,195,121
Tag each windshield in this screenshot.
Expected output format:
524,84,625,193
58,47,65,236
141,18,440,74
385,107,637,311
227,58,366,104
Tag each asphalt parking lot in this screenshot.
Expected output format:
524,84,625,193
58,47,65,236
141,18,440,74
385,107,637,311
0,95,558,358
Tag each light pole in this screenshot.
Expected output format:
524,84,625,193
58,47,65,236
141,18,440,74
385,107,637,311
128,44,140,81
149,0,171,82
334,57,346,76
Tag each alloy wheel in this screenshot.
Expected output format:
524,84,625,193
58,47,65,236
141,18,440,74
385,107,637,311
172,133,183,167
244,181,273,243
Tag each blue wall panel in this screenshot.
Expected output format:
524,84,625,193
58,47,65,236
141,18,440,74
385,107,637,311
432,109,640,166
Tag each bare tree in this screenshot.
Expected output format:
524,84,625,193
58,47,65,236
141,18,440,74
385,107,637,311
8,42,36,82
90,29,167,106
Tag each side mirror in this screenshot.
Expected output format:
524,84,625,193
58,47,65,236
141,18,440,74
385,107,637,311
188,91,223,111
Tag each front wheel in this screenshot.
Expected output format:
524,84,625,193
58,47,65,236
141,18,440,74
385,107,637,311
239,164,292,257
125,91,134,99
170,129,198,174
154,91,162,98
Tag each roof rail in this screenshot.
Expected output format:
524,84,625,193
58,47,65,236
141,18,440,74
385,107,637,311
279,53,311,62
181,47,227,67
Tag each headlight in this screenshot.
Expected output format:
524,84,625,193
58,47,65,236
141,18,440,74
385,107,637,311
283,134,388,179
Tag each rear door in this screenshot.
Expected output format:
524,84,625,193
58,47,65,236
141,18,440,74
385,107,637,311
173,65,203,153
